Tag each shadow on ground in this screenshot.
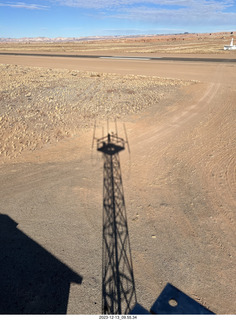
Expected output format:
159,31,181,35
0,213,82,314
97,132,136,314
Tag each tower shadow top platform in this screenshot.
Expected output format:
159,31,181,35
97,133,125,155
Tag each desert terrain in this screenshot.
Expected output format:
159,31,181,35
0,31,235,55
0,33,235,314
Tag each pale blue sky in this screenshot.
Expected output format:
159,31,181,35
0,0,236,38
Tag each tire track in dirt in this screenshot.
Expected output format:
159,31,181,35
171,67,235,256
175,65,235,223
122,63,235,314
130,80,219,151
200,99,235,228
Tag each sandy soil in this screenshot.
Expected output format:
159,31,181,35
0,36,235,314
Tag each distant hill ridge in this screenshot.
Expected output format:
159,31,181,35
0,36,126,42
0,31,235,43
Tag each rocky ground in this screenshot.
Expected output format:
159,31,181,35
0,64,189,162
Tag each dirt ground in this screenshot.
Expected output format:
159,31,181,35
0,36,235,314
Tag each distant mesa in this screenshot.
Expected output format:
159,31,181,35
0,35,131,43
0,31,235,44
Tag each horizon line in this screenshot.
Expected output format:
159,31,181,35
0,30,235,41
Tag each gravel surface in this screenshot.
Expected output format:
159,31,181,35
0,64,189,162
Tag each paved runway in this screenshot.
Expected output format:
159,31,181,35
1,52,236,63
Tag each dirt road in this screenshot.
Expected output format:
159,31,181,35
1,52,234,83
0,54,235,314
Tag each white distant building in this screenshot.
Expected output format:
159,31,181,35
224,38,236,50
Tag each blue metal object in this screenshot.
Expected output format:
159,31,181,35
151,283,214,314
129,303,151,315
130,283,214,315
